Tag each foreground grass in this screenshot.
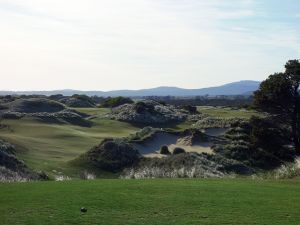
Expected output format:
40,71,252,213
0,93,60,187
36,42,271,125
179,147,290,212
0,179,299,225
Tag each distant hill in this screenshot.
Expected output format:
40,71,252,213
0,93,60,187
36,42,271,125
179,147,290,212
0,80,260,97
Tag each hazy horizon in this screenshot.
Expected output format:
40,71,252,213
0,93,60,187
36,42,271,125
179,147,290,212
0,80,260,92
0,0,299,91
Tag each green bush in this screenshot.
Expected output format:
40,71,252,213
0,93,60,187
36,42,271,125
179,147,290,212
160,145,171,155
173,147,186,155
83,139,140,172
101,97,133,108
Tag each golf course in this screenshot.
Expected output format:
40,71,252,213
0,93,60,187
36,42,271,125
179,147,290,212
1,1,300,224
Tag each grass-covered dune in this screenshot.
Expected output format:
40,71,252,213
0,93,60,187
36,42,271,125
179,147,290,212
0,106,198,177
0,179,300,225
0,108,140,177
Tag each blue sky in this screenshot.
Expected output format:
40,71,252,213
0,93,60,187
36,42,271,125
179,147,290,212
0,0,299,91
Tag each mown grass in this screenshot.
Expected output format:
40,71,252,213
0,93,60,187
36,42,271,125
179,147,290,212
72,107,111,117
0,178,299,225
198,106,259,119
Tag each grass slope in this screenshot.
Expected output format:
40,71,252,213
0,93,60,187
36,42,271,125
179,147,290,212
0,179,299,225
0,108,140,176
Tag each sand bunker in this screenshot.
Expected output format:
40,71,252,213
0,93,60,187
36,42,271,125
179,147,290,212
133,131,214,158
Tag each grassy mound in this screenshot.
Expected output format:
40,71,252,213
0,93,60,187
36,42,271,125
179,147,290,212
110,100,191,125
0,140,46,182
76,139,141,172
8,98,65,113
59,95,96,108
101,96,133,108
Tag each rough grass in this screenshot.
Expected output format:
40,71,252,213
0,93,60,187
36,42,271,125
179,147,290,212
0,179,299,225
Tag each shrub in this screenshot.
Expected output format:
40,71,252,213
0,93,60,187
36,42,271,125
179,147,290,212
127,127,157,142
101,97,133,108
84,139,141,172
60,95,96,108
173,147,186,155
270,158,300,179
160,145,171,155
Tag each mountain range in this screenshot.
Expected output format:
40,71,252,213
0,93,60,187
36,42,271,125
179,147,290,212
0,80,260,97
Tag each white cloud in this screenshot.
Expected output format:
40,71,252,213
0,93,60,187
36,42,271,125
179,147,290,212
0,0,299,90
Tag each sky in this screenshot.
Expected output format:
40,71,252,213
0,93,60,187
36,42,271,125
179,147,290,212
0,0,299,91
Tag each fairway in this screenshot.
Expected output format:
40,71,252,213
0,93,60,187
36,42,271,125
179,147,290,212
197,106,259,119
0,113,140,176
0,179,299,225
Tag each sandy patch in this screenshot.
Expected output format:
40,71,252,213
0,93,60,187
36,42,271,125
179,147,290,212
133,132,178,155
168,143,213,154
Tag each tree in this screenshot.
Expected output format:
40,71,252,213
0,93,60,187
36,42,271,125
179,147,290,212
101,97,133,108
254,59,300,154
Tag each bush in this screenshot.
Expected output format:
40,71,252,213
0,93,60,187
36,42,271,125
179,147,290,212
269,158,300,179
83,139,141,172
213,116,296,169
127,127,157,142
160,145,171,155
101,97,133,108
122,153,227,179
60,95,96,108
173,147,186,155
